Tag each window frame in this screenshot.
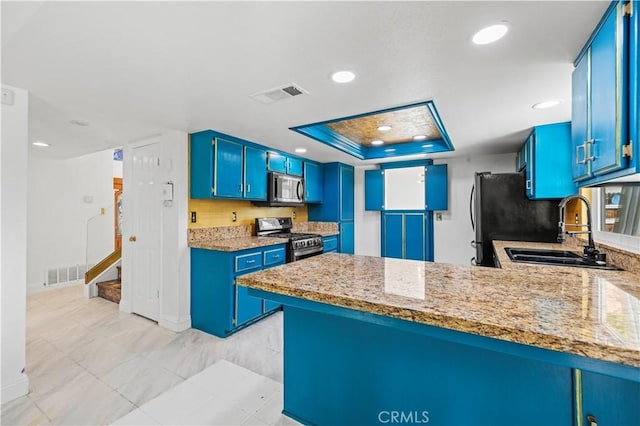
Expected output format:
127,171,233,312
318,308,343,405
592,188,640,253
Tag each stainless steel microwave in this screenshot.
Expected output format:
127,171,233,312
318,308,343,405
264,172,304,206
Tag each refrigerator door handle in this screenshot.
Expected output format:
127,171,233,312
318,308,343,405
469,184,475,230
471,257,477,266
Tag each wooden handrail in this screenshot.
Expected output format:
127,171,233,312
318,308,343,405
85,248,121,284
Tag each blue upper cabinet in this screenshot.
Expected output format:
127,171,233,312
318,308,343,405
287,157,304,176
215,138,244,198
520,122,576,199
308,162,354,254
572,1,636,185
243,146,268,200
267,151,303,176
303,161,323,203
425,164,448,210
364,169,384,211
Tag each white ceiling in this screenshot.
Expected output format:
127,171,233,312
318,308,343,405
2,1,608,164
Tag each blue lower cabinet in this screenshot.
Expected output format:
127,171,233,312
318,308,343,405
580,369,640,425
191,244,286,337
323,236,338,253
339,222,354,254
383,212,433,261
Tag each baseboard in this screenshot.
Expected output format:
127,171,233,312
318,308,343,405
159,315,191,332
1,373,29,404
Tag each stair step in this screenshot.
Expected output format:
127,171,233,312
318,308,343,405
97,280,121,304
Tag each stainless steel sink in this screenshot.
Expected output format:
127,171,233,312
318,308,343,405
504,247,621,270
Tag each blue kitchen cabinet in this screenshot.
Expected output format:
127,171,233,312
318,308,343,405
303,161,323,203
322,235,339,253
383,212,431,261
308,162,354,254
243,145,268,200
579,369,640,426
191,244,286,337
516,142,528,172
572,1,635,185
425,164,448,210
267,152,303,176
520,122,576,199
364,169,384,211
190,130,267,200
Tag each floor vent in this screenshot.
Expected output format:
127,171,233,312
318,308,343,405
250,82,308,104
46,265,84,286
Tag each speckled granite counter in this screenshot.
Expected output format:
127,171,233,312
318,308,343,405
189,236,288,251
238,253,640,368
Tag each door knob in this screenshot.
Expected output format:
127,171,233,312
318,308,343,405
129,236,137,242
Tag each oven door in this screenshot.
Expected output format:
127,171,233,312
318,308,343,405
290,246,324,262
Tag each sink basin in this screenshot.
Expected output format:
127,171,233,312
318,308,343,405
504,247,621,270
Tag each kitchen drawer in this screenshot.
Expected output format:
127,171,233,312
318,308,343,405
234,252,263,273
263,247,286,266
323,236,338,253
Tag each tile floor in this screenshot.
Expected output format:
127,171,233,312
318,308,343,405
1,283,298,425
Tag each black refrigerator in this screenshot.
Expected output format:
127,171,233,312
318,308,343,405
471,172,560,267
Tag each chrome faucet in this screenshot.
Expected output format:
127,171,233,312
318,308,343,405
558,194,597,257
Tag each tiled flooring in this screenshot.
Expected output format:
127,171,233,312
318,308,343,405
1,283,298,425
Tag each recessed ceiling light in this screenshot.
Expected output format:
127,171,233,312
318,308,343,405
377,125,392,132
472,23,509,45
69,120,89,127
422,144,434,148
371,140,384,146
294,148,307,153
331,70,356,83
532,99,562,109
413,135,427,141
384,148,396,152
32,141,50,147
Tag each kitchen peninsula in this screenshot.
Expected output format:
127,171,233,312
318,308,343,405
238,253,640,426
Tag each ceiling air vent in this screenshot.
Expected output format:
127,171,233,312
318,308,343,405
250,83,308,104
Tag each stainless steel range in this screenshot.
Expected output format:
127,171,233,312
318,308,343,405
255,217,323,262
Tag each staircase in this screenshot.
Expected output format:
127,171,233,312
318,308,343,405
85,248,122,304
97,266,121,304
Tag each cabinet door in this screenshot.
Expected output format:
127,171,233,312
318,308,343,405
323,236,338,253
425,164,448,210
304,162,323,203
590,4,628,176
340,165,354,221
383,214,403,259
215,138,244,198
287,158,304,176
267,152,287,173
364,169,384,211
580,370,640,426
384,166,425,210
190,132,215,199
243,146,267,200
235,282,263,326
525,135,535,198
405,214,425,260
572,53,591,181
339,221,354,254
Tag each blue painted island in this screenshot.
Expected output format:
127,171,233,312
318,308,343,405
238,252,640,426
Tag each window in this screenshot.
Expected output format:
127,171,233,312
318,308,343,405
591,184,640,253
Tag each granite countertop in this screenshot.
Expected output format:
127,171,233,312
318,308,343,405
189,237,288,251
238,253,640,368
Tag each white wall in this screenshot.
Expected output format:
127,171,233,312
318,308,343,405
354,165,381,257
353,153,516,265
27,150,114,291
1,84,30,403
433,153,516,266
120,131,190,332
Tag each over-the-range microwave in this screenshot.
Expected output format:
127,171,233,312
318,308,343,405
253,172,304,207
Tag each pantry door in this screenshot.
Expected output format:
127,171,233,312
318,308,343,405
128,141,161,321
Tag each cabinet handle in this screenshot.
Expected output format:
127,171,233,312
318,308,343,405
246,259,255,264
129,236,137,242
272,254,279,258
576,142,588,164
526,179,532,190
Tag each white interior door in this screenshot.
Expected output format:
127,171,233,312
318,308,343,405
129,142,161,321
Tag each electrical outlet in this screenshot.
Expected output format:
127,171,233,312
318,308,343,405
191,211,197,223
232,211,237,222
292,210,296,219
436,212,443,221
